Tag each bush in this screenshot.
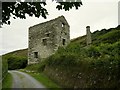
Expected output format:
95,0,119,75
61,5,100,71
86,46,101,58
7,56,27,70
46,53,78,67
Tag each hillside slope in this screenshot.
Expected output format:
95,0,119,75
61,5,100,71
2,49,28,70
3,48,28,57
2,25,120,88
71,25,120,45
43,25,120,88
3,25,120,57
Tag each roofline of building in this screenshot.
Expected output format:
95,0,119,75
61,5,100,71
29,15,69,30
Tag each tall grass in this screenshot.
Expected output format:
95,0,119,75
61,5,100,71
2,72,13,89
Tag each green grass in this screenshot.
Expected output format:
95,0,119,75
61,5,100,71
2,25,120,88
25,63,40,72
20,69,61,90
2,72,13,89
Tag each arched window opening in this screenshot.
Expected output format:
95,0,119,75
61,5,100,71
62,23,65,28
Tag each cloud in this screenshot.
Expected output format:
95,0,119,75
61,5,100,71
1,0,119,55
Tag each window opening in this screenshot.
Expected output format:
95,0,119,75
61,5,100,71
46,33,50,37
63,39,66,45
34,52,38,58
62,23,65,28
42,39,47,45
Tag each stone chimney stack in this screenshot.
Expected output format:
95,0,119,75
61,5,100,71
86,26,92,46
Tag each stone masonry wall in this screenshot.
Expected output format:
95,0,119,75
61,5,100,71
28,16,70,64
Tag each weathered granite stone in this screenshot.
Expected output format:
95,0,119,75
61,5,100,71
28,16,70,64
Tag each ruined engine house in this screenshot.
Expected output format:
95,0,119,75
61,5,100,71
28,16,70,64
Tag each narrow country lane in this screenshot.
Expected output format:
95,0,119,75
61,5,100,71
9,70,47,89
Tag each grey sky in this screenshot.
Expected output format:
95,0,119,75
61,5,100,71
0,0,119,55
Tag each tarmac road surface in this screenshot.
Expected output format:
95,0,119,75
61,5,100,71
9,70,47,89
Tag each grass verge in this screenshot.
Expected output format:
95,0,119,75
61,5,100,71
20,69,62,90
2,72,12,89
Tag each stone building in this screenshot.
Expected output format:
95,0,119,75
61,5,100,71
28,16,70,64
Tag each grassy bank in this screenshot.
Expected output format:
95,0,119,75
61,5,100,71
2,72,12,89
20,68,61,90
43,40,120,88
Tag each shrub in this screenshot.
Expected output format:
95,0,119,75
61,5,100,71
7,56,27,70
86,46,101,58
46,53,78,67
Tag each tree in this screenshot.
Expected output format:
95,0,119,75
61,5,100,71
2,0,82,25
